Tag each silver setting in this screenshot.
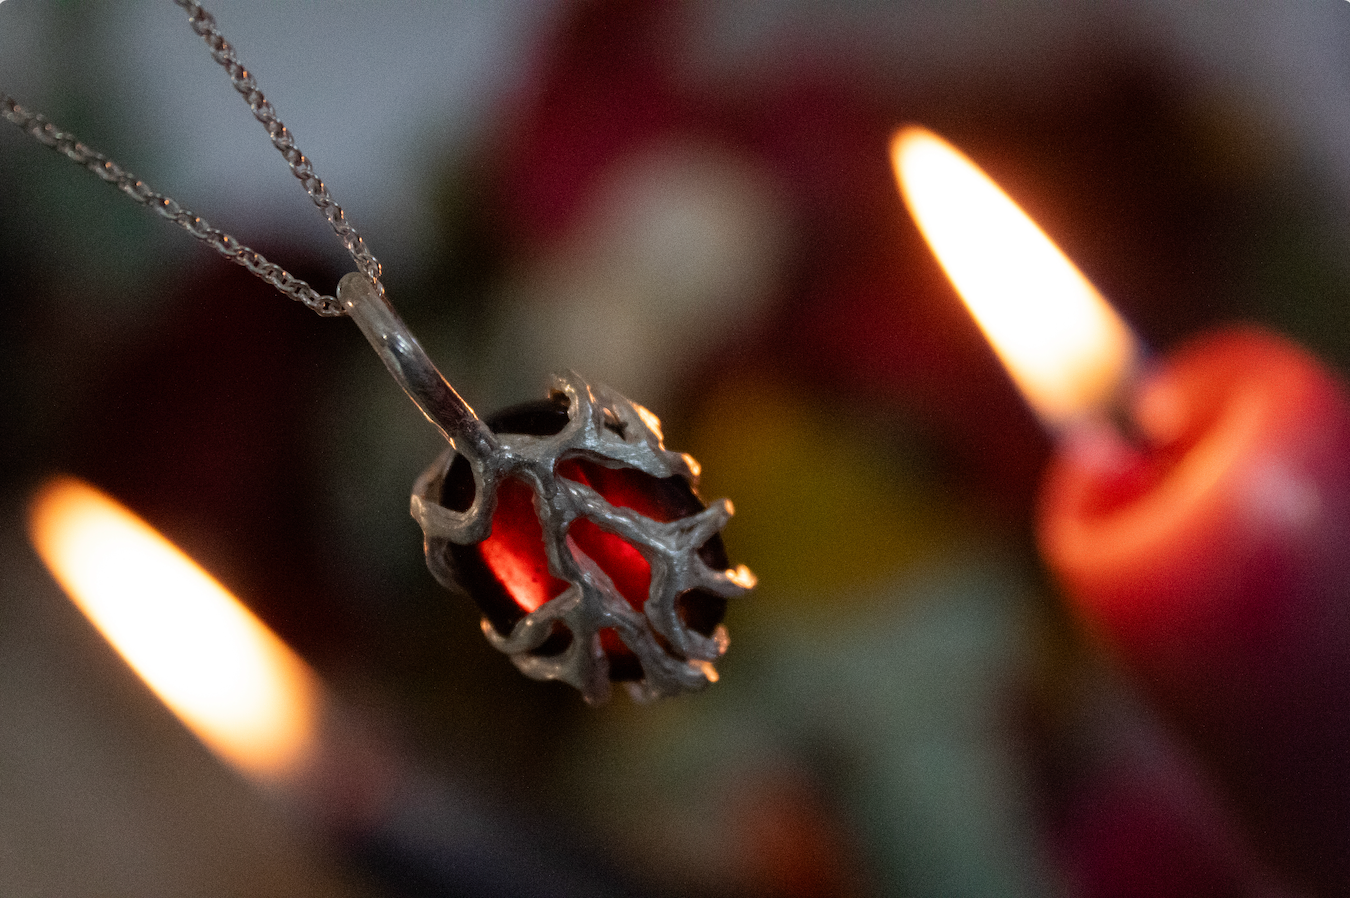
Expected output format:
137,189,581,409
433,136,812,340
337,273,754,704
412,374,756,705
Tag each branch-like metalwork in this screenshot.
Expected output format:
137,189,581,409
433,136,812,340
339,274,754,704
411,373,755,704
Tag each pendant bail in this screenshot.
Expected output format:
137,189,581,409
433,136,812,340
337,272,498,463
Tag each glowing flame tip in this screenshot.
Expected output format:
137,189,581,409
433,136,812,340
892,125,1140,429
28,476,319,785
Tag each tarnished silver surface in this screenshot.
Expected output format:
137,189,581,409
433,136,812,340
338,274,754,704
412,374,755,705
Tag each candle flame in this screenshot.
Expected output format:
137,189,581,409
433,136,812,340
892,126,1140,429
27,476,320,785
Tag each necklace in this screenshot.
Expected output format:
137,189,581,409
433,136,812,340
2,0,753,704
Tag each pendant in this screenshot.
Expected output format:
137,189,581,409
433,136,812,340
338,274,755,704
1,0,756,703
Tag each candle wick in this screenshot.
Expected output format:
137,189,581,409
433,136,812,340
1053,339,1154,452
1103,399,1151,453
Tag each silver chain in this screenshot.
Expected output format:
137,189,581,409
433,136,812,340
0,0,385,316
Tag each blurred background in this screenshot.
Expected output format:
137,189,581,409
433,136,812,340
3,0,1350,895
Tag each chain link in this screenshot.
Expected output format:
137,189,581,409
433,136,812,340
172,0,383,290
0,0,388,315
1,93,345,316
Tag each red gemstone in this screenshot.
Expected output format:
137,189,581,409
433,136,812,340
440,395,728,681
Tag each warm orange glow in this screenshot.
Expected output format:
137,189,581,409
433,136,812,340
892,126,1140,429
28,476,320,785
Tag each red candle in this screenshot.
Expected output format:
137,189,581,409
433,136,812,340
894,127,1350,894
